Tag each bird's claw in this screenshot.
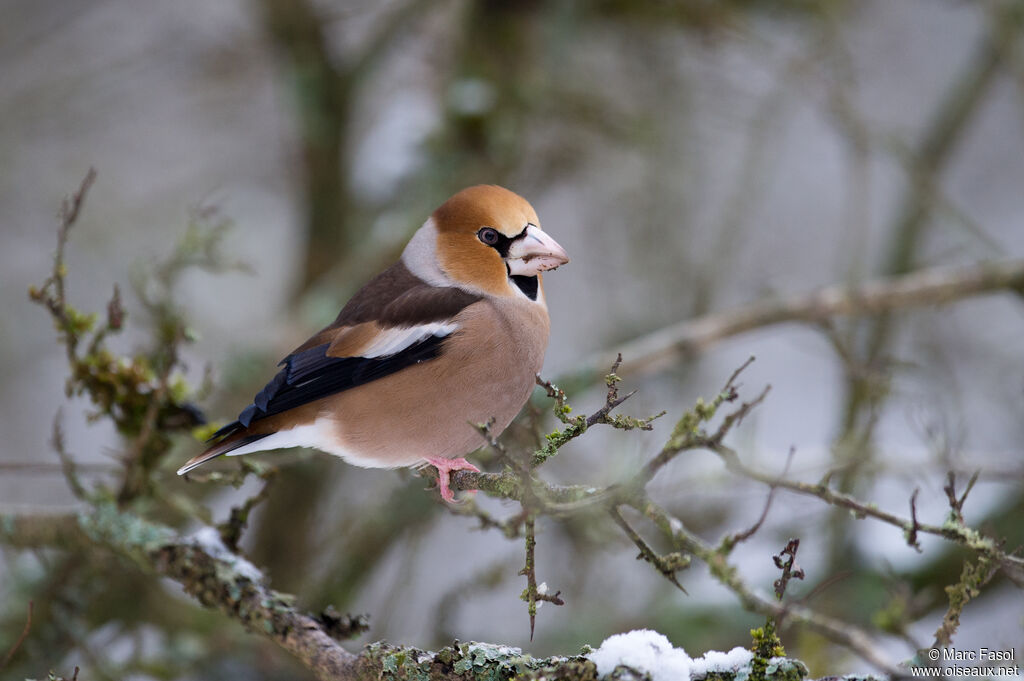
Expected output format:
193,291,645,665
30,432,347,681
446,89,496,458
425,456,480,503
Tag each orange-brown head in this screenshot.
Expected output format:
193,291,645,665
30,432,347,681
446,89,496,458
426,185,569,299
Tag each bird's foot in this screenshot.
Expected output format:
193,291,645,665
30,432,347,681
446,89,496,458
425,456,480,503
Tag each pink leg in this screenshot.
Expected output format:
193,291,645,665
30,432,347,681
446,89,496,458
425,456,480,503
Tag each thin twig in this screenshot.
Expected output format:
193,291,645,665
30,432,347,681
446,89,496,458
473,417,529,477
631,494,900,674
30,168,98,361
637,363,765,486
0,600,33,671
534,356,665,468
446,499,528,539
772,539,805,600
907,489,922,553
52,411,87,500
55,169,98,319
943,470,980,523
710,440,1024,576
518,516,564,641
86,284,124,357
707,384,770,443
218,465,280,552
118,344,178,504
0,462,117,474
721,447,794,551
609,507,689,593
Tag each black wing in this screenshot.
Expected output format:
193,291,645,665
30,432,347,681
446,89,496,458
208,261,481,443
209,334,446,441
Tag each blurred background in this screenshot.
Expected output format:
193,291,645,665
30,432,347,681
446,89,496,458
2,0,1023,678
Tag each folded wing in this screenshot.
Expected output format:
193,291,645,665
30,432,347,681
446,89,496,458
177,262,480,475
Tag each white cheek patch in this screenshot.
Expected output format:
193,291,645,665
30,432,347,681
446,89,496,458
360,322,459,358
401,217,453,287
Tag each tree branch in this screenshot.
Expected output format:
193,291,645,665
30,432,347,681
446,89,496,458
0,507,361,680
0,507,625,681
575,259,1024,380
628,494,901,675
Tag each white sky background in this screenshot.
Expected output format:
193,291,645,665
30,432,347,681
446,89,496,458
1,0,1022,676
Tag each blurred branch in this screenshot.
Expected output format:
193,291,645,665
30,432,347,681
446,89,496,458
0,462,116,474
440,355,1021,672
0,509,679,681
0,600,33,674
347,0,435,85
434,560,509,640
256,0,434,293
0,506,364,680
312,479,439,607
52,410,88,500
28,172,215,508
709,441,1024,571
439,362,911,667
251,0,439,593
629,493,899,675
217,462,279,552
0,513,83,550
874,0,1021,296
258,0,350,291
610,506,690,593
575,259,1024,380
706,434,1024,647
831,0,1024,523
28,168,97,362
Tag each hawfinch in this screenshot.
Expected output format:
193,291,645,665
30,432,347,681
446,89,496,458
177,185,569,502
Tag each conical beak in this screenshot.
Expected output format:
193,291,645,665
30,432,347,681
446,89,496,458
506,225,570,277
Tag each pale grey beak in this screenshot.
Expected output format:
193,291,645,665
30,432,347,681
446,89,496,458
506,225,570,277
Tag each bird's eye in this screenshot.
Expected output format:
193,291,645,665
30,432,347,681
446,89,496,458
478,228,500,246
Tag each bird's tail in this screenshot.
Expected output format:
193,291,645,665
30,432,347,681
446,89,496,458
176,422,269,476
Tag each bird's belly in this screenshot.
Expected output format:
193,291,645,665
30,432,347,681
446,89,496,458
323,357,538,468
314,296,549,469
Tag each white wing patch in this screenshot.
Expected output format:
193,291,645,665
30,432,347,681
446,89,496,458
360,322,459,358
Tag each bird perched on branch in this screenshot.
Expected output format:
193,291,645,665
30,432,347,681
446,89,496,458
177,185,569,502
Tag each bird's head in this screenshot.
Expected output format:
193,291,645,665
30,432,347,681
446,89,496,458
416,185,569,300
